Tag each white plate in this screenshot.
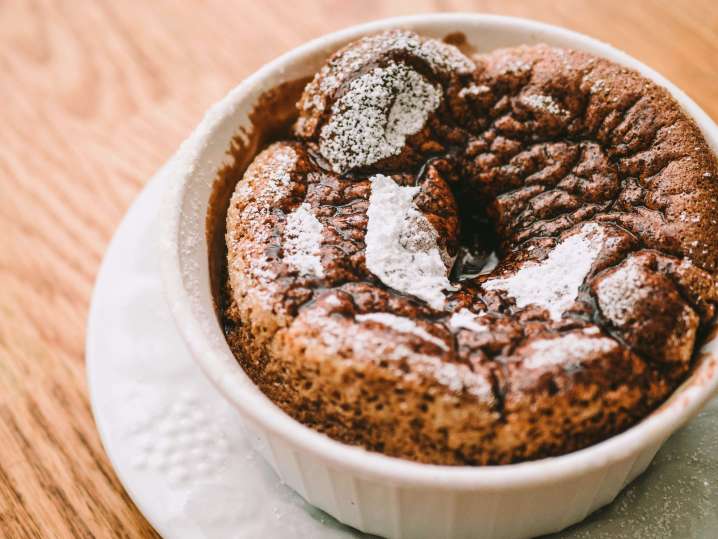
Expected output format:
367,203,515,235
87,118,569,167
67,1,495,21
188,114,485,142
87,166,718,538
87,166,357,538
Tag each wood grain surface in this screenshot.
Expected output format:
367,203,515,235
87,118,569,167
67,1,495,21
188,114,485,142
1,1,717,537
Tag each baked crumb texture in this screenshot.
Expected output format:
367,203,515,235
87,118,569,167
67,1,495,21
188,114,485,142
224,30,718,465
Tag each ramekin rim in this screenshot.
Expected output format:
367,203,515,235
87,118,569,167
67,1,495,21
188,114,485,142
159,12,718,490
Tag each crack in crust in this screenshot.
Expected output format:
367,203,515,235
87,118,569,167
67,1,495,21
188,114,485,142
224,32,718,465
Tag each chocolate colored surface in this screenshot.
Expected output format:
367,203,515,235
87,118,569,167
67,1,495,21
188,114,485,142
219,31,718,464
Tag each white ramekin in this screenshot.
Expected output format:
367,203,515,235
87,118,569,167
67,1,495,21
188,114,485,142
160,14,718,539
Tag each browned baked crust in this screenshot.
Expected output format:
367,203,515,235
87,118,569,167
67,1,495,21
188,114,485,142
223,31,718,465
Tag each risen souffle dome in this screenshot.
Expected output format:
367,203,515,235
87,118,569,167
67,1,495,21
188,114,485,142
222,30,718,465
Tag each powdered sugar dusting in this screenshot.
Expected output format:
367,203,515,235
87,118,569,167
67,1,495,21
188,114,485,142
520,93,567,116
365,174,454,309
319,62,441,173
417,37,475,74
382,345,492,398
270,145,296,187
314,30,473,101
595,257,648,326
449,308,489,334
283,203,324,278
522,333,617,369
426,358,492,398
228,145,302,291
590,79,606,94
392,345,491,397
356,312,448,351
234,145,296,205
481,252,499,274
459,84,490,99
483,223,606,320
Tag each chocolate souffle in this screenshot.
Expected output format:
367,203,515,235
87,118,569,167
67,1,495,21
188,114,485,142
218,30,718,465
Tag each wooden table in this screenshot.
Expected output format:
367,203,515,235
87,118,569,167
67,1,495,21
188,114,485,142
1,1,716,536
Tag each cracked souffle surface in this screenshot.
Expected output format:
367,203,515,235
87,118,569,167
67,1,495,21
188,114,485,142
222,30,718,465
